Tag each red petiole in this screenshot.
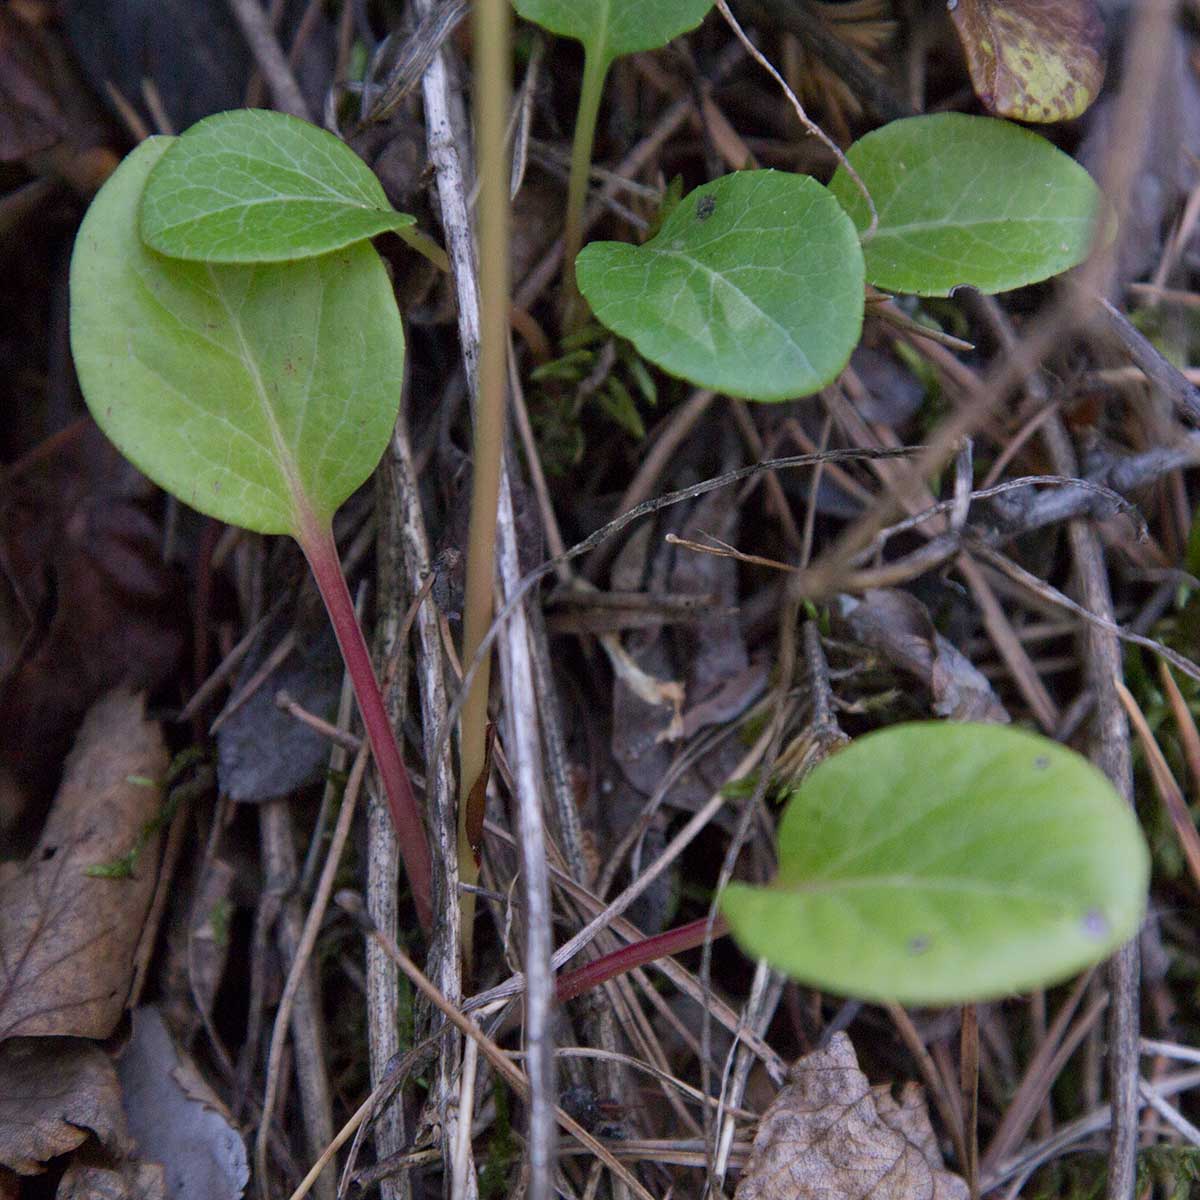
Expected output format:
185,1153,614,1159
555,914,730,1003
300,519,434,932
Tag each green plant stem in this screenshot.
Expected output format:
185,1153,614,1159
555,915,730,1004
396,225,451,273
561,47,611,321
300,520,433,932
458,0,512,966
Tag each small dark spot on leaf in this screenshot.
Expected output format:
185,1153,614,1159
696,195,716,221
1082,908,1109,939
1034,755,1050,770
908,934,931,955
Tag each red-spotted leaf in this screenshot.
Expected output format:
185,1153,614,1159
949,0,1106,123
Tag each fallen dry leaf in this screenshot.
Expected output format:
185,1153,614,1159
735,1032,969,1200
0,1037,126,1174
835,589,1009,724
948,0,1105,123
57,1158,166,1200
0,689,167,1040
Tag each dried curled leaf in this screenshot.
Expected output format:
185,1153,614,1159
0,1039,126,1174
0,690,166,1040
735,1033,968,1200
949,0,1105,123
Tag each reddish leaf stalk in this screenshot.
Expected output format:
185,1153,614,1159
555,914,730,1004
300,520,433,932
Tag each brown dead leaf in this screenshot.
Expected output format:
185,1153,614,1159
0,1038,126,1174
835,589,1009,724
0,690,167,1040
735,1032,969,1200
58,1158,166,1200
948,0,1105,123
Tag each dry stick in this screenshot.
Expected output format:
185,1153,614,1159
380,419,468,1196
337,893,658,1200
413,6,556,1193
960,1004,980,1200
1042,412,1141,1200
225,0,311,119
506,349,627,1117
493,455,558,1199
713,961,786,1185
255,740,369,1195
368,470,412,1200
1095,298,1200,426
259,801,336,1200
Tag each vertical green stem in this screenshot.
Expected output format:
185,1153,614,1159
300,520,433,932
561,48,611,320
458,0,512,964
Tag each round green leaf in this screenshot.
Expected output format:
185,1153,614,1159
139,109,415,262
71,137,404,536
721,722,1148,1005
829,113,1101,297
512,0,714,61
576,171,865,401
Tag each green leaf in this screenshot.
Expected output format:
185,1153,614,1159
512,0,714,62
140,109,415,263
721,722,1148,1004
949,0,1106,124
577,171,865,401
71,137,404,535
829,113,1101,297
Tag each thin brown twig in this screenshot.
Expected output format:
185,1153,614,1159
225,0,311,119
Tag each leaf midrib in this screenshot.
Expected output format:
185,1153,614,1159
874,212,1092,238
655,247,816,374
206,264,309,510
775,872,1079,910
149,194,405,243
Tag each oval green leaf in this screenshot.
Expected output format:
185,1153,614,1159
71,137,404,535
721,722,1148,1005
140,109,415,262
513,0,714,61
829,113,1101,297
577,171,865,401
